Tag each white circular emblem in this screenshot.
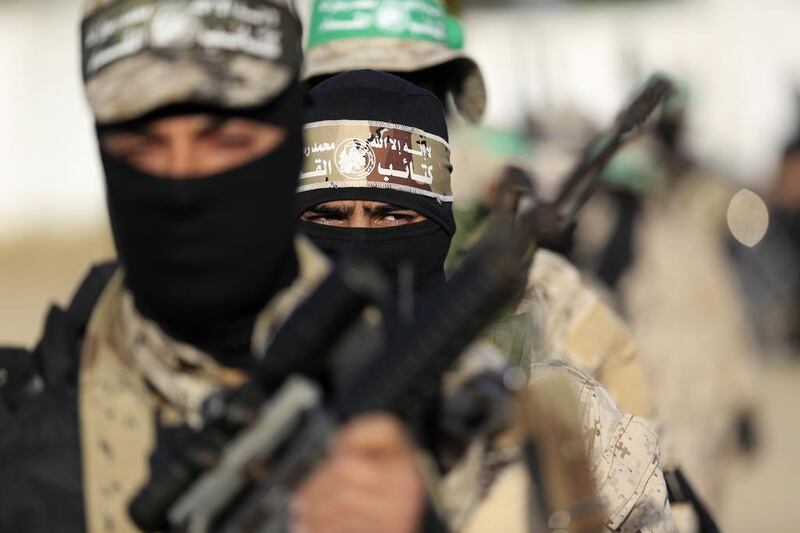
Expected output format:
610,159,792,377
150,7,198,48
374,1,409,34
335,139,376,180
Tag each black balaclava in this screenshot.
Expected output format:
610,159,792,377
296,70,455,295
98,84,304,367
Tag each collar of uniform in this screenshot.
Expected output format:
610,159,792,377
82,236,330,427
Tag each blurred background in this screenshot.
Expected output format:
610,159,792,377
2,0,799,530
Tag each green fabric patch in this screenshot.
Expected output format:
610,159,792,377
308,0,464,50
601,145,666,194
483,312,535,370
465,126,534,159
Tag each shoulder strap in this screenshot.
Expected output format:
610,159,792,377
0,346,41,415
11,261,118,387
66,260,118,333
41,260,119,384
665,468,720,533
1,261,118,411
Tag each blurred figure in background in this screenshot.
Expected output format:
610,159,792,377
731,121,800,357
573,86,760,528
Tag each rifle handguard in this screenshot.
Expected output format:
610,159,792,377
335,235,528,421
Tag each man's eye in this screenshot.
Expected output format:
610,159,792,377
378,212,416,224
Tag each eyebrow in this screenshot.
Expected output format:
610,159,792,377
364,203,414,216
307,202,416,219
308,203,354,218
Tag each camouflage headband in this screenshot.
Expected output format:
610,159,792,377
300,120,453,202
82,0,301,124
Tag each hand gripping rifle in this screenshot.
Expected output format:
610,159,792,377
130,74,673,533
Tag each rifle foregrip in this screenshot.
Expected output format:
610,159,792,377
335,242,524,421
129,460,201,532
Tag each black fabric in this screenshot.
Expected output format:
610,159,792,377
301,70,455,236
295,186,456,237
299,219,450,294
0,308,87,532
298,70,455,293
0,261,122,531
418,497,451,533
66,260,118,329
665,468,720,533
772,207,800,247
596,189,643,290
0,347,38,417
0,383,85,533
99,86,304,367
305,70,448,141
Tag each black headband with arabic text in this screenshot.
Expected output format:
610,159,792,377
299,120,453,202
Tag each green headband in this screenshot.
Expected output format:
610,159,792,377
307,0,464,50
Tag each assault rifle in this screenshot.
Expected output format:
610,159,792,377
130,74,673,533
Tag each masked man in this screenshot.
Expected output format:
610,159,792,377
298,0,653,418
293,69,676,533
0,1,310,530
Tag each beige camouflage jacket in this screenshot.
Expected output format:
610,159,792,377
524,249,654,417
481,249,653,418
438,348,674,533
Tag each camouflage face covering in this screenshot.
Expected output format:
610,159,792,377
300,119,453,202
82,0,301,124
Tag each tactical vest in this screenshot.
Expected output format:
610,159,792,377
0,261,117,533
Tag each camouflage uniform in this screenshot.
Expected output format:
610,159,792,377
77,231,674,532
447,126,654,418
79,238,327,532
439,353,673,532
